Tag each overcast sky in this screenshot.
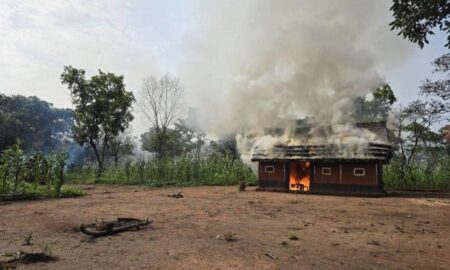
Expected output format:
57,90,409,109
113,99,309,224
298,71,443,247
0,0,448,134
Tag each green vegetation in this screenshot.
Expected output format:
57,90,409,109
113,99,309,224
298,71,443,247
352,84,397,122
66,155,256,187
352,53,450,192
384,158,450,191
61,66,135,179
0,145,84,200
288,231,299,241
390,0,450,49
0,94,73,153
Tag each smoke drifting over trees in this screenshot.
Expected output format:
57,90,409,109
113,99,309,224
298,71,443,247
181,0,414,159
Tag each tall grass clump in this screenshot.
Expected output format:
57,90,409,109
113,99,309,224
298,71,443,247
66,155,257,187
0,144,84,200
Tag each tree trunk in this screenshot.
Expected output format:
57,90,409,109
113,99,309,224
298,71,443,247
90,138,102,183
114,155,119,168
157,130,165,159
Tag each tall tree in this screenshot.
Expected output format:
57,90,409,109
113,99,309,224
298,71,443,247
420,53,450,119
352,84,397,122
0,94,73,153
61,66,135,179
390,0,450,48
139,74,182,159
391,100,443,181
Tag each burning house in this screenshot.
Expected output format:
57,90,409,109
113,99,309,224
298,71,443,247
251,121,392,195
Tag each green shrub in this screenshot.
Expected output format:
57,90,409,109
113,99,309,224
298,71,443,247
59,186,86,198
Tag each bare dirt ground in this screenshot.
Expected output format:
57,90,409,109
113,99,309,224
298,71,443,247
1,185,449,270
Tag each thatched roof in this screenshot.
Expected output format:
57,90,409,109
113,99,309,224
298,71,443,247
251,143,392,162
251,121,392,162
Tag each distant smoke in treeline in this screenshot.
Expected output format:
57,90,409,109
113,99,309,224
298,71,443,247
181,0,413,161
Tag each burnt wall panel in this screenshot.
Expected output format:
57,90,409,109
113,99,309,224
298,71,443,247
341,163,378,186
314,163,340,184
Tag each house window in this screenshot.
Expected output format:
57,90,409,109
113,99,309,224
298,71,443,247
321,167,331,175
353,168,366,176
264,165,275,173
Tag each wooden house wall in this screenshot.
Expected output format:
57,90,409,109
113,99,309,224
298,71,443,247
256,160,384,194
313,163,341,185
312,162,379,186
341,163,377,186
258,161,288,190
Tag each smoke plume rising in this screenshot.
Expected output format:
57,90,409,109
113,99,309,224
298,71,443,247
181,0,413,162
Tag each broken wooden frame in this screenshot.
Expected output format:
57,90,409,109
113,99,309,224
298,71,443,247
80,217,152,237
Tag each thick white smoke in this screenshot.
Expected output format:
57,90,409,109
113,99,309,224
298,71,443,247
181,0,413,162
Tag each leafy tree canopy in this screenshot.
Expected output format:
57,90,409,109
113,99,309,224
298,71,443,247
390,0,450,48
0,94,73,153
61,66,135,177
421,53,450,99
107,133,136,167
140,119,205,158
209,136,239,160
352,84,397,122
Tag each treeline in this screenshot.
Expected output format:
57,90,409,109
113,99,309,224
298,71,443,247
0,94,73,153
1,54,448,191
1,55,449,190
57,67,256,186
1,0,449,191
0,69,256,187
354,54,450,191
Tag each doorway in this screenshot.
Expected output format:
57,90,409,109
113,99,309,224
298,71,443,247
289,161,310,191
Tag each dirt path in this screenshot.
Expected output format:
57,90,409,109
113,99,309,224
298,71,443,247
1,185,449,270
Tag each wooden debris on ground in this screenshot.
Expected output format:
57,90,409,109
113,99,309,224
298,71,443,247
265,253,278,260
167,191,183,198
80,217,152,237
1,251,57,269
11,252,57,264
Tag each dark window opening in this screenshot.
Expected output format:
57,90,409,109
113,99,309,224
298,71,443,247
265,165,275,173
353,168,365,176
322,167,331,175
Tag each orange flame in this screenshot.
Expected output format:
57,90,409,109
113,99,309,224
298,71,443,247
289,161,310,191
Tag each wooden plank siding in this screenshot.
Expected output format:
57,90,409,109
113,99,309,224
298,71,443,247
258,161,288,190
313,163,341,184
312,162,379,186
341,163,378,186
257,161,384,194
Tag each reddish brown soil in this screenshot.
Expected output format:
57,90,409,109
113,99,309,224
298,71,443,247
1,185,449,270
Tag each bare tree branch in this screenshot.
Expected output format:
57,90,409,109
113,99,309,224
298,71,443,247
138,74,183,158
